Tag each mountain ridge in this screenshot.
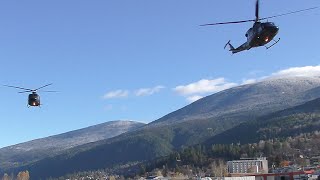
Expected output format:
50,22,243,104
150,76,320,126
0,120,145,170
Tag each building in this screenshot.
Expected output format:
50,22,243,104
229,171,307,180
310,156,320,166
227,157,268,174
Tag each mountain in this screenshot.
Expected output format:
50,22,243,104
141,76,320,146
5,76,320,179
138,98,320,176
0,120,145,171
205,97,320,145
151,76,320,126
29,97,320,179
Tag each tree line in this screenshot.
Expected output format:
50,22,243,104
1,171,29,180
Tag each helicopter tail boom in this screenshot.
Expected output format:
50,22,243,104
224,40,251,54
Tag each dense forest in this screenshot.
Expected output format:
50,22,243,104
142,131,320,175
45,131,320,179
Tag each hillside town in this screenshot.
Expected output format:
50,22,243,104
136,156,320,180
12,155,316,180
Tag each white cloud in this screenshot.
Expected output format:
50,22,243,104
268,66,320,79
244,65,320,84
103,90,129,99
174,78,238,96
173,65,320,103
135,86,165,96
244,66,320,84
173,78,238,103
242,79,257,85
102,66,320,104
187,95,203,103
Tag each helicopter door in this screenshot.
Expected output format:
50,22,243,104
246,28,254,41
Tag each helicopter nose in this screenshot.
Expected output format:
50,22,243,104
269,26,279,34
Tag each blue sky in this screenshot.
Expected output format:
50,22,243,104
0,0,319,148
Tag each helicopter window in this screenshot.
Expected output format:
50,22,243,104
264,22,275,27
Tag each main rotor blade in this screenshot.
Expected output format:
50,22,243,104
200,19,255,26
3,85,33,91
18,90,33,93
40,90,58,93
255,0,259,22
35,83,53,91
260,6,318,20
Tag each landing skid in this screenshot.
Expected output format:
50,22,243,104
27,104,41,108
265,38,280,49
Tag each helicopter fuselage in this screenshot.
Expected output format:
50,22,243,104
28,92,41,106
225,22,279,54
246,22,279,48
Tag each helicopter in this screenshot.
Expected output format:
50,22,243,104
4,83,55,107
201,0,318,54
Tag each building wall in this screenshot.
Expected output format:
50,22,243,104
266,176,275,180
227,158,268,174
224,176,256,180
310,156,320,166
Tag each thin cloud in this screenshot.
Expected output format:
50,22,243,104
174,78,238,96
242,79,257,85
187,95,203,103
135,86,165,97
103,90,129,99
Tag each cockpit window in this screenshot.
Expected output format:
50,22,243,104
264,22,275,26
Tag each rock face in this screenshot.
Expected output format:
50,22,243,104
0,120,145,169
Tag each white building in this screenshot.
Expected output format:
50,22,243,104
227,157,268,174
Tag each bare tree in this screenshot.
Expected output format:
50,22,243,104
16,171,30,180
2,173,11,180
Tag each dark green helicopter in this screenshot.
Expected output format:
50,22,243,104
201,0,318,54
4,84,56,107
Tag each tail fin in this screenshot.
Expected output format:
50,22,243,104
224,40,235,50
